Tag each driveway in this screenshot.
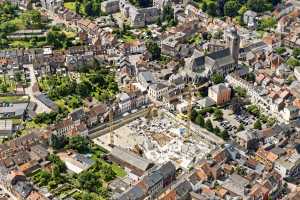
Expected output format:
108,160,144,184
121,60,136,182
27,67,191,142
24,64,51,114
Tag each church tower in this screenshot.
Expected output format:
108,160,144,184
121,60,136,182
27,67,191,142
226,27,240,64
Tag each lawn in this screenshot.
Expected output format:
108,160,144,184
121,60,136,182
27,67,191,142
63,31,77,39
64,2,84,13
0,95,29,103
122,35,137,43
10,40,32,48
10,18,26,30
112,163,126,177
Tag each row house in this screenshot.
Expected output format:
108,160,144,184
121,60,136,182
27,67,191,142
122,40,146,55
226,74,298,122
116,84,148,113
86,104,108,127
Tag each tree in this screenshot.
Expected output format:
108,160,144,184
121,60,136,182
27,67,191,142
75,1,81,14
246,72,255,82
214,126,221,134
220,129,229,140
0,84,8,93
247,0,267,12
48,154,66,172
84,1,94,16
146,41,161,60
238,5,247,16
235,86,247,97
211,73,224,84
207,2,217,16
267,117,276,127
287,57,300,68
202,2,208,12
67,136,90,154
78,171,102,192
275,47,286,55
191,109,198,121
138,0,151,8
195,114,205,127
76,81,92,98
238,123,245,131
205,119,214,132
215,0,226,16
224,0,240,17
101,165,116,181
50,134,66,150
15,72,22,82
213,109,223,120
293,48,300,58
46,29,68,49
21,10,42,28
254,119,262,130
259,17,276,30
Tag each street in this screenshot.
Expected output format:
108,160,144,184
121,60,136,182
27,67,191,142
24,64,52,114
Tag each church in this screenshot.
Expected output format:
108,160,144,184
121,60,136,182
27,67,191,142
181,27,240,83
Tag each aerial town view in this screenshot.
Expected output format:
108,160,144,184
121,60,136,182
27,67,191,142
1,0,300,199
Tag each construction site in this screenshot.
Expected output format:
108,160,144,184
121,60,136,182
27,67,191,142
93,108,215,170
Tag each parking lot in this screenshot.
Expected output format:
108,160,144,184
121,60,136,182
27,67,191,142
0,186,15,200
209,107,256,139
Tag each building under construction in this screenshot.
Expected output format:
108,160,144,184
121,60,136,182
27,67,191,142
93,109,215,170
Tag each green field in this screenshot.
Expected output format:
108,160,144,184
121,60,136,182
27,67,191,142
112,163,127,177
64,2,84,13
0,95,29,103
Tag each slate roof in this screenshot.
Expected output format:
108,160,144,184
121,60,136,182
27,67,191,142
111,147,153,172
69,108,85,122
14,181,33,199
157,161,176,180
118,185,145,200
142,171,163,190
35,93,58,111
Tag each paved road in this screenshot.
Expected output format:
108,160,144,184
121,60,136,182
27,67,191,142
24,64,51,114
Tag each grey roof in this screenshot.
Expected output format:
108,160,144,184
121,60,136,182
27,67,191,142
74,153,95,167
35,93,58,111
210,83,229,94
222,173,249,198
13,181,33,199
118,93,130,102
0,103,28,117
118,185,145,200
142,171,163,189
244,10,257,17
138,71,155,84
111,147,153,171
157,161,176,180
149,83,168,90
70,107,85,121
197,97,216,108
207,48,231,60
175,180,193,198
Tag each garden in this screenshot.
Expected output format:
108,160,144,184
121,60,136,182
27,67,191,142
30,136,126,200
38,65,118,111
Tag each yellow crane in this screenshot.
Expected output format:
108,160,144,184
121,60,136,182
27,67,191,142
186,84,193,139
109,109,114,147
